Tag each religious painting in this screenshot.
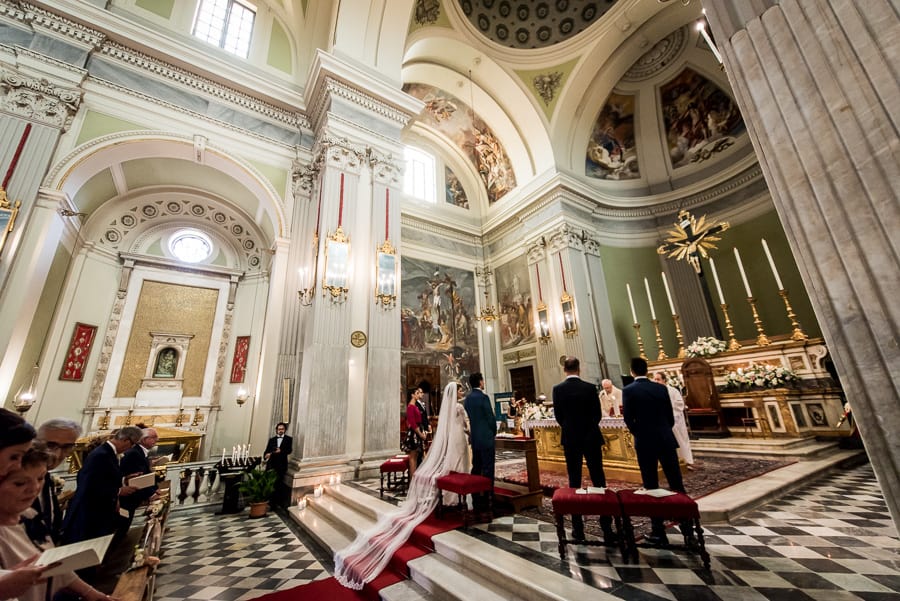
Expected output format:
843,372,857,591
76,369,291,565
494,256,535,349
400,256,480,398
660,67,745,168
445,167,469,209
153,348,178,378
230,336,250,383
585,92,639,180
59,322,98,381
404,83,516,204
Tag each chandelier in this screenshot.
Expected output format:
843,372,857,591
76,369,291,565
475,289,500,330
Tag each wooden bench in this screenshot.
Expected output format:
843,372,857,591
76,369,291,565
435,471,493,526
379,455,410,497
616,489,710,569
551,487,626,560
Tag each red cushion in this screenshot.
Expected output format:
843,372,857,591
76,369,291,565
551,487,621,516
435,471,492,495
617,489,699,519
380,458,409,473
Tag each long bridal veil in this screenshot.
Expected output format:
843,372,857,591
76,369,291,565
334,381,467,590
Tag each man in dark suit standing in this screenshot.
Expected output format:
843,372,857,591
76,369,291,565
24,418,82,545
117,427,159,534
622,356,686,546
264,422,293,504
464,372,496,508
553,356,617,544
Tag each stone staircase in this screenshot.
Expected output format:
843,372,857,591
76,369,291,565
691,435,844,460
289,483,619,601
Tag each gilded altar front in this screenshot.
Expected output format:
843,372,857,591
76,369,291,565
69,426,202,473
524,418,679,483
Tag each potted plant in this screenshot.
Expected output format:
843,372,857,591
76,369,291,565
238,466,277,518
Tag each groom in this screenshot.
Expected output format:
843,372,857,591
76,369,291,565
464,371,496,509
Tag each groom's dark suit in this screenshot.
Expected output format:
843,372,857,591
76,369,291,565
464,387,496,485
552,375,607,489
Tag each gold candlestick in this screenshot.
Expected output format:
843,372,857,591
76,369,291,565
175,408,185,427
778,289,808,341
98,408,111,430
672,314,686,358
633,322,648,360
191,407,202,427
720,303,742,351
652,319,668,360
746,297,770,346
124,408,133,425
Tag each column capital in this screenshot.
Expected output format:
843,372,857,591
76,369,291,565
0,52,84,130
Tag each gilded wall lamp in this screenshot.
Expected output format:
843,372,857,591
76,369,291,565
299,180,323,306
0,123,30,259
374,189,397,307
557,253,577,335
323,173,350,302
474,266,500,332
13,364,38,415
534,263,550,343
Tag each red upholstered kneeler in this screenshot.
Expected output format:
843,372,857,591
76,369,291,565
379,455,410,497
435,471,493,526
617,489,710,568
551,488,626,559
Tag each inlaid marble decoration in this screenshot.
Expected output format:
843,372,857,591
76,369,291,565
444,167,469,208
660,67,745,168
585,92,639,180
404,83,516,204
400,256,480,397
494,256,535,349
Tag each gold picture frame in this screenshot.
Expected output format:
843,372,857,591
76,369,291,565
375,239,398,307
323,225,350,301
561,291,577,335
0,188,21,260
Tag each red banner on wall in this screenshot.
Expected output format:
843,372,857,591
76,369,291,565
59,323,97,381
230,336,250,383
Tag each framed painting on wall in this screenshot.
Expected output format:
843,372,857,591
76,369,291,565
59,323,98,381
230,336,250,383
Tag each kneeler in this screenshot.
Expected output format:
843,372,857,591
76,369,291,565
379,455,410,497
551,488,626,560
617,489,711,569
435,471,493,526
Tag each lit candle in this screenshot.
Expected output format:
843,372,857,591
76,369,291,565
644,277,656,320
733,248,753,297
626,284,638,323
709,257,725,304
222,447,226,460
761,239,784,290
661,272,676,315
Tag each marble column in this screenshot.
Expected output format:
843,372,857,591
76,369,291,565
703,0,900,527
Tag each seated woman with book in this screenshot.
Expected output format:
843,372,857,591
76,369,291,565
0,447,116,601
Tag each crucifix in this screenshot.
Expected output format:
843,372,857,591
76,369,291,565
657,210,729,339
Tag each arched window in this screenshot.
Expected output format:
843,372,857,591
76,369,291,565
193,0,256,58
403,146,436,203
169,229,213,263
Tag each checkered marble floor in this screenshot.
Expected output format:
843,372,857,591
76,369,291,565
153,509,330,601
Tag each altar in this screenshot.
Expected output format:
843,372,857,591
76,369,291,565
70,426,203,472
523,418,679,483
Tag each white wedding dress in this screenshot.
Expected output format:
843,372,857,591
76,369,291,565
334,382,470,590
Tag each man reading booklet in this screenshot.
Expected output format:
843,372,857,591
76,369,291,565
37,534,114,578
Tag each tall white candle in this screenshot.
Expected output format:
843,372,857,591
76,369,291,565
626,284,638,323
761,239,784,290
734,248,753,297
709,257,725,304
661,272,676,314
644,277,656,320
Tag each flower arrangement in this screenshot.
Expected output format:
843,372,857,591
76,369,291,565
686,336,727,358
724,363,798,389
661,370,684,391
523,403,555,421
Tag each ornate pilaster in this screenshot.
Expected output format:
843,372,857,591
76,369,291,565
0,51,84,130
703,0,900,528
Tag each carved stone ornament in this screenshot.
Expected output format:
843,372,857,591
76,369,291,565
291,157,318,197
546,224,584,253
532,71,562,106
414,0,441,25
0,67,82,129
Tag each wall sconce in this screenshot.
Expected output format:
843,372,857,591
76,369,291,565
298,267,314,306
323,227,350,302
561,292,578,335
374,240,397,307
235,387,250,407
13,364,38,415
536,302,551,343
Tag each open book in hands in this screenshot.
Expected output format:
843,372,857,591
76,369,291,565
37,534,114,577
575,486,606,495
127,472,156,490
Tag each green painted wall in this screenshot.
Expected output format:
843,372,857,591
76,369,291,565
408,0,452,33
247,159,288,199
72,169,117,215
266,19,293,74
135,0,174,19
598,209,821,375
74,111,145,147
704,210,820,344
515,58,580,121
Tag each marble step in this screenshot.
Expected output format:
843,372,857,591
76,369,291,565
693,437,841,459
326,482,392,521
407,553,516,601
288,503,353,557
379,579,435,601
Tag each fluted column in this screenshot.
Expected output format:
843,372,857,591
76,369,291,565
704,0,900,527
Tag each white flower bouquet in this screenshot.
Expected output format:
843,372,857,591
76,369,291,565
523,403,554,421
725,363,798,390
662,370,684,391
685,336,727,358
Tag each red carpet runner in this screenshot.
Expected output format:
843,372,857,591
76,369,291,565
249,513,464,601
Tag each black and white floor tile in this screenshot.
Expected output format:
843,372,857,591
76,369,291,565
153,509,330,601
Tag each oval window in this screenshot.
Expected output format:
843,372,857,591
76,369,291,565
169,230,212,263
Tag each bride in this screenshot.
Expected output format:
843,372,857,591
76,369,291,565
334,381,470,590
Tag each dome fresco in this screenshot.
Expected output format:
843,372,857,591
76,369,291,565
660,67,745,168
457,0,618,49
585,92,638,180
